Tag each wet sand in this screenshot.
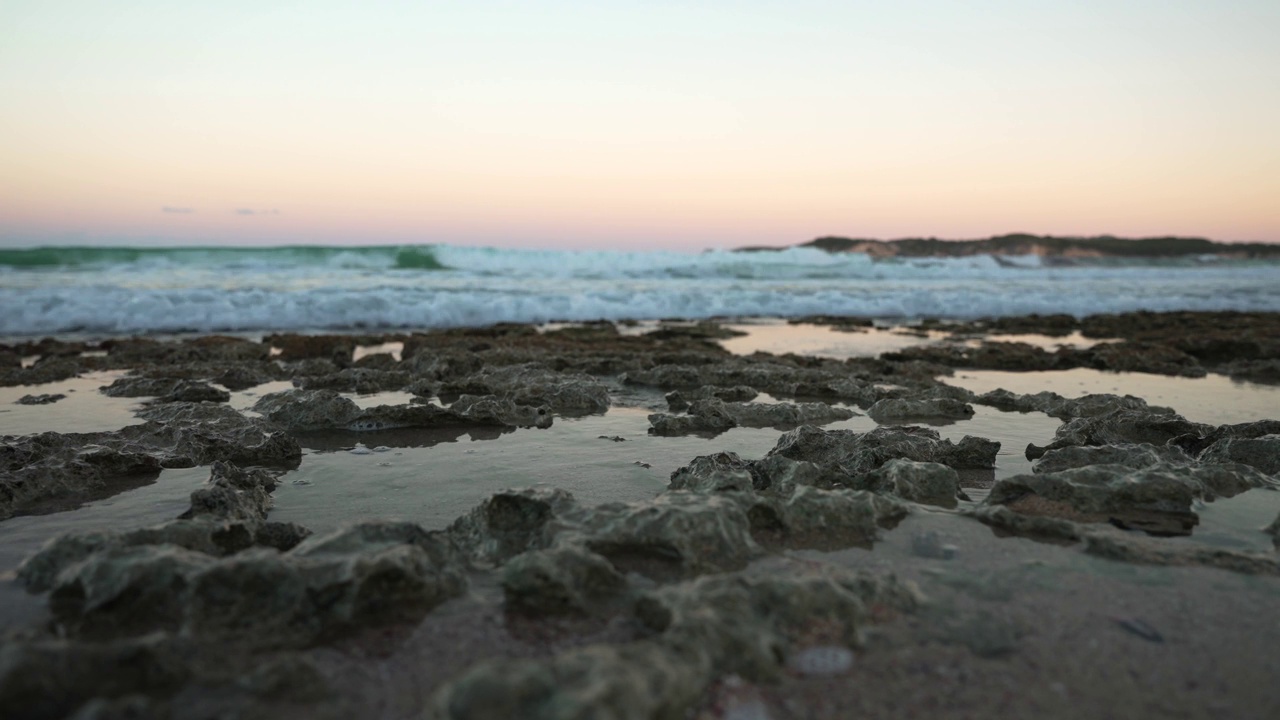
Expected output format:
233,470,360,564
1,315,1279,719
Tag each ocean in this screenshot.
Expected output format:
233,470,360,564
3,243,1280,337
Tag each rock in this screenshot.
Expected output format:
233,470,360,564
501,545,628,616
0,357,80,387
867,397,974,422
0,635,192,720
581,493,761,580
1033,443,1194,474
130,403,301,468
40,520,467,645
214,364,278,391
431,562,921,720
16,393,65,405
1266,512,1280,547
160,381,230,403
180,461,277,523
18,518,311,593
975,390,1165,420
1087,341,1205,377
1026,408,1210,460
1223,358,1280,384
0,437,163,520
1198,436,1280,476
861,459,964,508
985,463,1274,536
99,376,233,403
748,487,908,550
265,334,356,363
749,455,833,495
767,425,999,482
649,398,855,435
2,404,295,520
443,363,610,414
635,562,921,680
447,487,581,565
665,385,758,412
252,389,362,431
447,395,553,429
101,376,183,398
1173,420,1280,455
667,451,755,493
296,368,410,394
253,388,552,432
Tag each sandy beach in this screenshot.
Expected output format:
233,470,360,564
0,312,1277,719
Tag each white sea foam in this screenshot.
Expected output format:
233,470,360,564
3,244,1278,336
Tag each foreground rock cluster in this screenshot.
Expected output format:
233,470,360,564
2,315,1279,719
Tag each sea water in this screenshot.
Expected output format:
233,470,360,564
3,244,1280,336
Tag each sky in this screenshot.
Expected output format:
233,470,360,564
1,0,1277,250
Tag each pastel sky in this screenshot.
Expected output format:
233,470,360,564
1,1,1277,250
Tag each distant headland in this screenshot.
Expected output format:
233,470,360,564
736,234,1280,259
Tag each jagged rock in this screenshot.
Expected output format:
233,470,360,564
750,455,833,495
101,376,183,398
635,562,922,680
39,520,467,645
1087,341,1206,377
431,563,921,720
1,437,163,520
1223,358,1280,384
1033,443,1194,474
16,393,65,405
1026,408,1210,460
767,425,999,482
214,364,278,391
748,487,908,549
1173,420,1280,455
160,381,230,403
19,518,312,593
0,357,80,387
667,451,755,492
648,398,855,435
129,403,301,468
581,493,761,580
447,395,553,429
447,487,581,566
0,635,193,720
665,385,758,412
861,458,964,508
867,397,974,422
985,463,1274,536
975,390,1165,420
501,545,628,616
253,389,551,432
99,376,233,404
252,389,362,431
265,334,356,363
1198,436,1280,476
443,363,610,414
180,461,277,523
296,368,410,394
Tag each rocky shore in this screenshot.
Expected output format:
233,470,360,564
2,312,1279,719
